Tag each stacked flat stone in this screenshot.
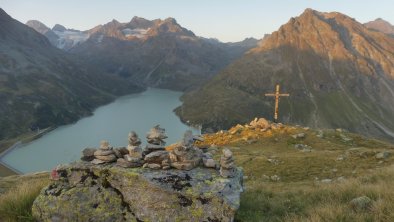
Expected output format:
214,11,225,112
169,130,202,170
202,152,217,168
144,125,167,154
143,125,169,169
92,140,117,164
117,131,144,168
126,131,142,158
220,148,236,178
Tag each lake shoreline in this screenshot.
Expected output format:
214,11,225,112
0,127,56,176
0,88,150,177
1,88,199,174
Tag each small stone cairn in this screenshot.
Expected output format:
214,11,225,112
92,140,117,164
220,148,236,178
169,130,204,170
117,131,144,168
143,125,170,169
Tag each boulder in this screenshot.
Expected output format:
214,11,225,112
349,196,373,212
375,151,390,159
32,162,243,222
144,151,169,164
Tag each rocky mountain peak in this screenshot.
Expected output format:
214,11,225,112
26,20,50,33
146,17,195,37
364,18,394,35
52,24,67,32
127,16,154,29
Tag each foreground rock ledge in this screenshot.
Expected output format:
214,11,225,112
32,162,243,222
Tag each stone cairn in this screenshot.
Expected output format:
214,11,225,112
169,130,205,170
117,131,144,168
80,125,235,177
91,140,117,164
220,148,236,178
143,125,170,169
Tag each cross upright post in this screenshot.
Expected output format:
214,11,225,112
265,84,289,123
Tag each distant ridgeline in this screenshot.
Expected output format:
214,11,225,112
177,9,394,142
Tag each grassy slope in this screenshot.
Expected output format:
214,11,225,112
1,123,394,221
197,124,394,221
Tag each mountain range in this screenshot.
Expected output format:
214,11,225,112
27,17,258,91
2,7,394,142
0,9,143,140
176,9,394,141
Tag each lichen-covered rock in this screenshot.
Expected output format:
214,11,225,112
32,162,243,222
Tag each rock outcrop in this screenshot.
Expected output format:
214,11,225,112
32,162,243,222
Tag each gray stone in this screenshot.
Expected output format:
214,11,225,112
220,148,236,178
376,151,390,159
349,196,373,212
171,159,200,171
90,159,106,165
121,156,143,168
223,148,233,158
144,151,169,164
145,144,166,152
127,145,142,158
113,149,123,158
340,134,353,142
94,149,114,156
316,130,324,138
33,162,243,222
270,175,281,181
321,179,332,183
116,158,134,168
203,158,217,168
146,163,161,169
291,133,306,139
81,148,96,161
181,130,195,147
95,154,117,162
99,140,110,150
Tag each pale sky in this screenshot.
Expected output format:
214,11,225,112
1,0,393,42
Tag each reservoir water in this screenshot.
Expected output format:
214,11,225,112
1,88,199,173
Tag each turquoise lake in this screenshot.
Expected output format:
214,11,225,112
1,88,199,173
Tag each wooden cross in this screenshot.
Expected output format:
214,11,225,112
265,84,289,123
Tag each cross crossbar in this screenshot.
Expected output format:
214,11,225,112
264,84,290,122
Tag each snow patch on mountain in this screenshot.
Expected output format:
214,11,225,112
122,28,149,38
53,30,90,50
